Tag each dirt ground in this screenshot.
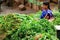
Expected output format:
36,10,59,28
0,4,36,14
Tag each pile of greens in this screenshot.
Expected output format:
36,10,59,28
0,13,58,40
52,11,60,25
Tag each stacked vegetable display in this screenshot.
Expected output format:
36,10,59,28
0,11,59,40
53,11,60,25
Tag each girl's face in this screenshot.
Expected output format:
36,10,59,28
42,5,48,10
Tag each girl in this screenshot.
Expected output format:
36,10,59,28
40,2,54,20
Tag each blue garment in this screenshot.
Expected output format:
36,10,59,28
40,9,53,19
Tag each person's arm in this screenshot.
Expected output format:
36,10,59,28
40,10,47,19
48,10,53,17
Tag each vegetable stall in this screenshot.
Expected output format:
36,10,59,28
0,11,60,40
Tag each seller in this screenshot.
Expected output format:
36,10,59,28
40,2,54,20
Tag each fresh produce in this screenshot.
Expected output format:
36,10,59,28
0,14,21,34
0,13,58,40
53,18,60,25
52,11,60,25
29,11,42,19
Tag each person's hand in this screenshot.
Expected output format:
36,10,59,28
48,18,54,22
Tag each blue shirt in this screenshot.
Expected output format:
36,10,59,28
40,9,53,19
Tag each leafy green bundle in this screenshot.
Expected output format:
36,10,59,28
0,13,58,40
53,11,60,25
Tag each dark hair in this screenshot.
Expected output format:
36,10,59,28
43,2,51,10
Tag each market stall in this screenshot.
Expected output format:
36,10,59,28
0,0,60,40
